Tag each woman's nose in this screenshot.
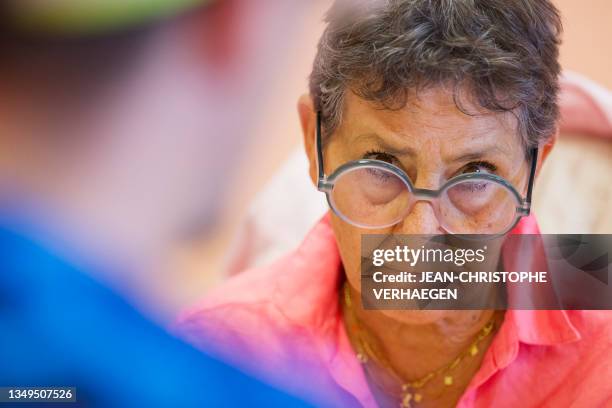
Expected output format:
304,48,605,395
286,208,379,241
394,200,443,235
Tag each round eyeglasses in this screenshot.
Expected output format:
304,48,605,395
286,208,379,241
315,113,538,235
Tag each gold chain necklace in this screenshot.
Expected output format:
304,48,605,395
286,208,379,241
342,282,497,408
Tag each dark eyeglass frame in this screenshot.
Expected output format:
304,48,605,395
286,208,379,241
315,111,539,234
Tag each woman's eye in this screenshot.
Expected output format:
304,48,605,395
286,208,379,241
458,161,497,175
365,167,392,181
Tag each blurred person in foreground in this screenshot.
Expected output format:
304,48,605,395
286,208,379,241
0,1,312,407
177,1,612,407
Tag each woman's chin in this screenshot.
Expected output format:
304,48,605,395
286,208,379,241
378,309,454,325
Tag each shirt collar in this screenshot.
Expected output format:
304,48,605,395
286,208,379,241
504,214,581,346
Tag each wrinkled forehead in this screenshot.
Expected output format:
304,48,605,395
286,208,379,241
335,88,523,157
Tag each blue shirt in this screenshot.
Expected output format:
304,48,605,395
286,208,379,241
0,219,310,408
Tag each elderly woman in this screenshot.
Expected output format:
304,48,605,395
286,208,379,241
177,1,612,407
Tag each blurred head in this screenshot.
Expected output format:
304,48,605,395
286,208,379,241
0,0,286,262
299,0,562,323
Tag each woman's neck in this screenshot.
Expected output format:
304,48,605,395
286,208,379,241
343,281,504,407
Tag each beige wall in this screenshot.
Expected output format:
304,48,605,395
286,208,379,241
556,0,612,89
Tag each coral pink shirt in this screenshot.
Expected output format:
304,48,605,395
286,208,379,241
177,215,612,407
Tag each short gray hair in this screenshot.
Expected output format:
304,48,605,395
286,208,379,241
309,0,563,148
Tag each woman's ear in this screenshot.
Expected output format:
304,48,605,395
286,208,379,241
537,127,559,175
297,94,318,186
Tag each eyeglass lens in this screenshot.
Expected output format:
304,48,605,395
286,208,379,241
329,166,520,233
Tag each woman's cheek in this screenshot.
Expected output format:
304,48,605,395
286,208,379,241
331,213,396,291
330,214,362,285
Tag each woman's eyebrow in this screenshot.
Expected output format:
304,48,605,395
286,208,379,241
353,132,511,162
353,133,417,156
445,145,506,163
